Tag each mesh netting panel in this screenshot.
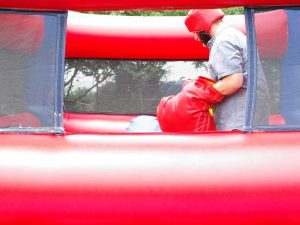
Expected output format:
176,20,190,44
253,9,300,127
64,59,208,115
0,12,65,130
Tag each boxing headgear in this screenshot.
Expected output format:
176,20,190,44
185,9,225,33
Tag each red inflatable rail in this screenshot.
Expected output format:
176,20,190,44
0,0,298,11
1,132,300,224
66,10,287,59
64,113,135,133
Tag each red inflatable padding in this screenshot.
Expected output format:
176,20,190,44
225,10,288,59
157,77,224,132
63,112,285,134
66,12,209,60
255,10,288,59
0,112,40,128
0,0,298,11
66,11,287,60
0,132,300,224
269,114,286,125
64,112,135,133
0,14,44,54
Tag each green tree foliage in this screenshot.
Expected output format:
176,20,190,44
95,7,244,16
64,59,116,106
65,87,94,112
96,10,189,16
223,7,244,15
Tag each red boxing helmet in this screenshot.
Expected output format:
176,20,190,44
185,9,225,33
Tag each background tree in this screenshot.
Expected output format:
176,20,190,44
95,7,244,16
65,60,168,114
64,59,117,111
98,60,168,114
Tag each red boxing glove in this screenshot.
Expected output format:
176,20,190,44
157,76,224,132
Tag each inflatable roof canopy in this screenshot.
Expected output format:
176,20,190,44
66,10,287,59
0,0,299,11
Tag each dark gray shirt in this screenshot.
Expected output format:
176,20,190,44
207,25,270,131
